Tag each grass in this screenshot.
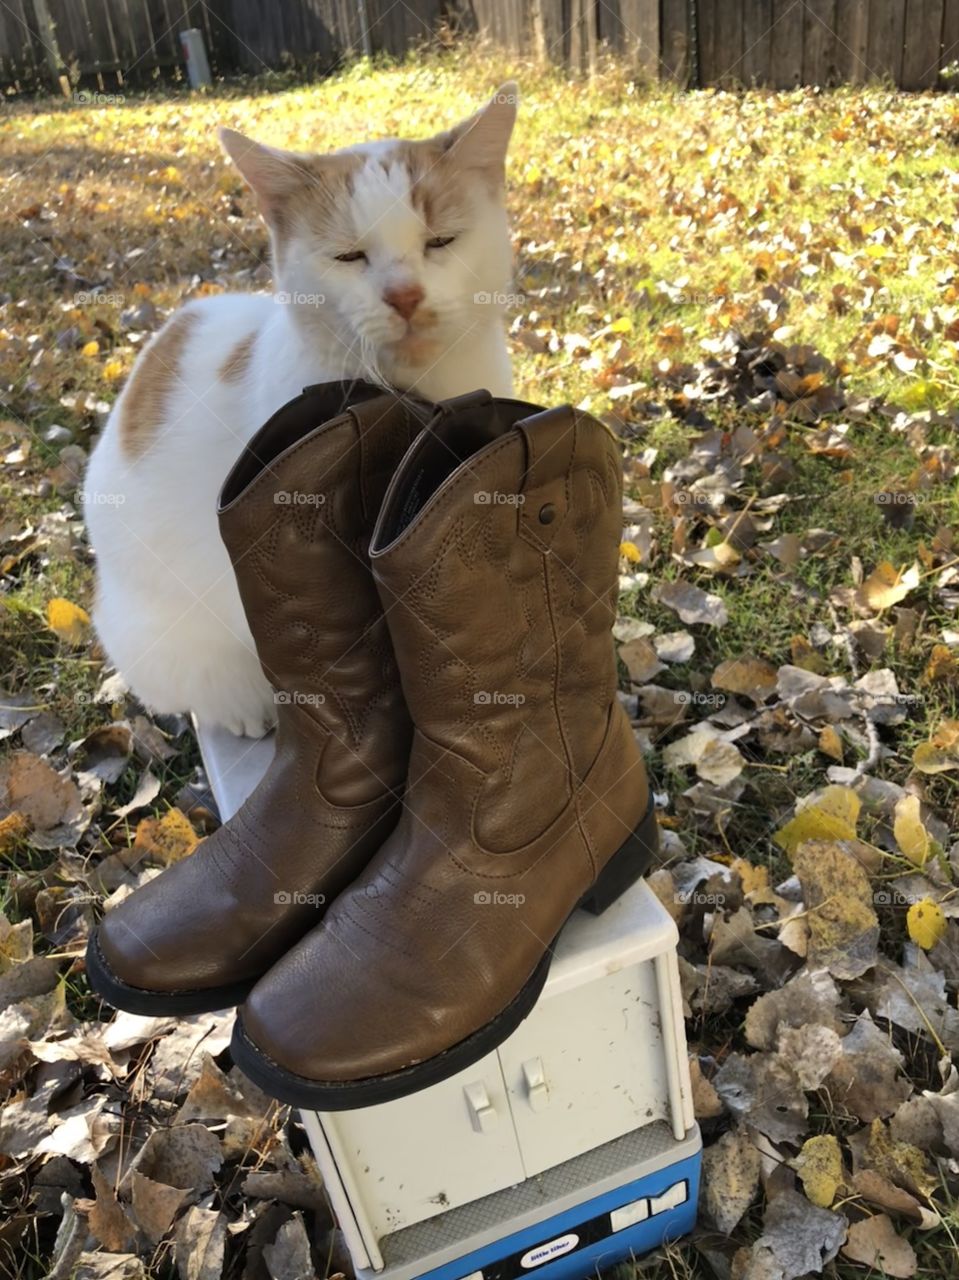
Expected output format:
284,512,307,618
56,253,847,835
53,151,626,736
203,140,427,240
3,41,959,1279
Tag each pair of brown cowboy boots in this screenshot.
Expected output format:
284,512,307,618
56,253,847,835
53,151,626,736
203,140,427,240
86,381,658,1109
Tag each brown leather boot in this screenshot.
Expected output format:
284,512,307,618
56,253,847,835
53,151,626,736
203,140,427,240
231,391,658,1107
86,381,432,1015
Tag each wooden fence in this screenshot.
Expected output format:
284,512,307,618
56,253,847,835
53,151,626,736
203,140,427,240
1,0,957,93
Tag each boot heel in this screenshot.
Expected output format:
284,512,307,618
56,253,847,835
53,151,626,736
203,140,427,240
580,796,659,916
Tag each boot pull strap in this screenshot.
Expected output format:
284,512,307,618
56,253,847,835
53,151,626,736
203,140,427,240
518,406,577,551
348,393,429,519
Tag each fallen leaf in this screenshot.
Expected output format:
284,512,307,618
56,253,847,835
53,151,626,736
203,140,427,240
747,1187,846,1280
702,1126,761,1233
794,1134,843,1207
894,794,931,867
131,808,199,867
652,579,729,627
841,1214,918,1278
855,561,920,612
745,970,842,1051
793,840,879,979
87,1165,136,1252
912,719,959,774
618,636,665,685
128,1124,222,1195
825,1012,911,1122
907,898,946,950
130,1172,190,1246
0,752,83,832
712,655,778,703
263,1212,313,1280
174,1205,226,1280
46,597,91,645
773,786,860,857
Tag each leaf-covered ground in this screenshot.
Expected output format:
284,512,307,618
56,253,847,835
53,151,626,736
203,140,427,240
2,45,959,1280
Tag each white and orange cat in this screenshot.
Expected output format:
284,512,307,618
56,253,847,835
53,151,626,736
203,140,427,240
85,84,517,736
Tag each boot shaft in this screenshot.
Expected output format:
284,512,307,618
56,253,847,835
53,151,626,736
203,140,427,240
218,383,431,798
370,392,626,849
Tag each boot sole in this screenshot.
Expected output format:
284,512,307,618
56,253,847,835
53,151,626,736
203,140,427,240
85,929,257,1016
230,794,658,1109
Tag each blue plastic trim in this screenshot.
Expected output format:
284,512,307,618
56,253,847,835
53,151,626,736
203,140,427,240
418,1150,701,1280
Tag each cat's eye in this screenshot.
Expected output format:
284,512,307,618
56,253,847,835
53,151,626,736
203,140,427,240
335,250,367,263
425,236,455,250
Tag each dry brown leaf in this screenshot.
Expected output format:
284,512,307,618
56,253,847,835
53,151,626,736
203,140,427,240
841,1214,918,1277
87,1165,136,1253
130,1172,190,1247
0,752,83,832
711,655,778,702
174,1205,226,1280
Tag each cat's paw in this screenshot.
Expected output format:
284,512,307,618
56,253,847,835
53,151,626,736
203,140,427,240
217,690,279,740
190,665,279,740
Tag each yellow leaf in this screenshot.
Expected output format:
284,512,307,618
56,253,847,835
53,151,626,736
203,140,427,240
893,794,930,867
81,339,100,357
819,724,844,762
924,644,958,683
913,720,959,774
794,839,879,980
864,1119,938,1199
907,898,946,951
0,811,29,852
524,165,542,184
730,857,769,897
620,540,642,564
795,1134,843,1208
46,597,90,645
132,808,199,867
609,316,633,334
774,786,861,858
856,561,921,612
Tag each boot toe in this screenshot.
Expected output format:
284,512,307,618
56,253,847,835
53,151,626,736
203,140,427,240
96,881,197,994
240,946,406,1084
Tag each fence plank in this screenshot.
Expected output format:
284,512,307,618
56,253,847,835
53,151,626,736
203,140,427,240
607,0,659,77
741,0,773,85
803,0,839,85
711,0,743,84
701,0,742,84
902,0,944,88
942,1,959,84
85,0,126,74
695,0,716,85
768,0,804,88
866,0,907,82
835,0,870,82
533,0,567,63
0,0,41,84
660,0,689,84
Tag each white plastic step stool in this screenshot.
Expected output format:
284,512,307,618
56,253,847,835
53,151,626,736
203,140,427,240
196,721,701,1280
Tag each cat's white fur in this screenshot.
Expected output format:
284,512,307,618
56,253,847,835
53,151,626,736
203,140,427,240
84,84,517,736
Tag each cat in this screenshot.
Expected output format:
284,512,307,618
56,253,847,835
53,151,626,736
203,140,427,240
84,83,517,737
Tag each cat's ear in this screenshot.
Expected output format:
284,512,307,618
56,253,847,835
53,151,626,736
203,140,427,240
219,128,312,216
439,82,519,178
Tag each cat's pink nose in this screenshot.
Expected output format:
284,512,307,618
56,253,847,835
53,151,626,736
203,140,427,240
383,284,424,321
